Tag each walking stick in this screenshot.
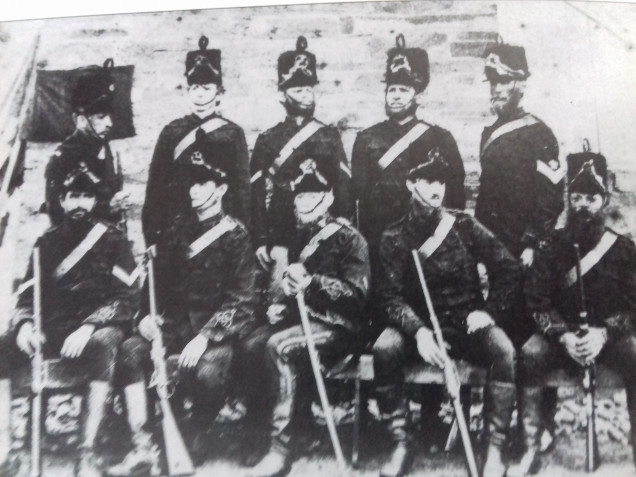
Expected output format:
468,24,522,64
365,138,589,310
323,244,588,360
31,247,43,477
412,250,479,477
296,293,348,474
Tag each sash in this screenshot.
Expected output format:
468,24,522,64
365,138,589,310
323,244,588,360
53,223,108,280
173,117,229,161
111,265,142,287
565,231,618,287
536,159,565,185
417,213,456,260
188,216,237,259
268,120,324,175
481,114,540,156
378,122,430,170
299,222,343,263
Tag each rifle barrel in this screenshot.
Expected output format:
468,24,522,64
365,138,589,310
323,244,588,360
31,247,42,477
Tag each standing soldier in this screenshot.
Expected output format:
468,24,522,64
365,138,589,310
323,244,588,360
352,34,465,253
246,168,369,477
373,156,520,477
510,154,636,476
142,35,251,247
45,59,127,227
0,169,138,477
250,36,352,296
112,149,258,473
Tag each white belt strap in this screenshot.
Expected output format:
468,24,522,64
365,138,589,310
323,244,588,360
173,117,228,161
565,231,618,287
268,120,324,175
417,213,456,260
481,114,539,156
188,217,238,259
299,222,343,263
53,223,108,280
378,122,430,170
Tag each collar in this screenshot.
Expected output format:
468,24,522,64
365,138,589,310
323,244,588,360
198,211,227,230
284,115,314,129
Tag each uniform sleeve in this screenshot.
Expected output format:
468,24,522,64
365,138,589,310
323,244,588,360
249,134,269,248
142,128,171,246
524,242,569,337
232,128,252,229
603,239,636,341
375,232,427,337
521,126,564,249
330,129,353,221
82,233,139,328
12,251,35,333
304,230,370,326
200,230,257,342
438,129,466,210
466,217,521,322
351,132,367,227
44,152,66,226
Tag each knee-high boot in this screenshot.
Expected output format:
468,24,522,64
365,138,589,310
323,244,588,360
482,382,516,477
508,386,544,477
377,385,411,477
77,381,110,477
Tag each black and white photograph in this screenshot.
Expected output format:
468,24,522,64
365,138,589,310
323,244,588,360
0,1,635,476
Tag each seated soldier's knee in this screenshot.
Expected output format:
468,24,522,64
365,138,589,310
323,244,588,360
119,336,150,385
196,346,233,389
614,335,636,362
89,326,125,352
488,327,516,368
519,334,551,381
372,327,406,361
86,327,125,382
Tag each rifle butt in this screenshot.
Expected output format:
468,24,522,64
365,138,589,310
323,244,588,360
159,398,195,476
30,392,42,477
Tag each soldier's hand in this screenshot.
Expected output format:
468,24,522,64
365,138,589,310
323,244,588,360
520,248,535,268
466,310,494,334
256,246,273,269
16,322,44,356
138,315,160,341
109,190,131,212
61,325,95,359
282,263,311,296
267,304,287,325
178,334,208,369
576,327,608,363
416,327,445,369
559,332,585,365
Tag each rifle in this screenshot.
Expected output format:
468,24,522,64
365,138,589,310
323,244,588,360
146,246,195,476
412,250,479,477
573,243,599,472
31,247,43,477
296,294,348,474
114,151,128,235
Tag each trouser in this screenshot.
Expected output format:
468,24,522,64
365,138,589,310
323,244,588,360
373,325,516,446
519,333,636,463
118,335,235,427
264,322,353,454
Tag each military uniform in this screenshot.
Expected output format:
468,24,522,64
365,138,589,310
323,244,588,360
373,192,519,476
141,36,251,246
352,35,465,251
517,153,636,469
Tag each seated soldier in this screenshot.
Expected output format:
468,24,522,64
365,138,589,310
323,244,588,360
510,153,636,476
372,154,521,477
0,169,138,477
110,160,258,475
246,166,370,477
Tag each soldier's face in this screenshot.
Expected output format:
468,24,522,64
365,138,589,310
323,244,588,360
407,179,445,210
294,191,334,224
569,192,605,220
282,86,316,117
60,191,96,220
489,78,525,116
385,84,419,119
78,113,112,139
190,180,226,210
187,83,220,107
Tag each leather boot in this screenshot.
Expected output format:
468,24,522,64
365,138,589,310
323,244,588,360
380,412,411,477
482,382,516,477
508,387,544,477
106,429,159,477
245,448,291,477
76,447,103,477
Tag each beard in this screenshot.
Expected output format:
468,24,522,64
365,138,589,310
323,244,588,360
385,99,418,121
283,96,315,118
569,209,605,250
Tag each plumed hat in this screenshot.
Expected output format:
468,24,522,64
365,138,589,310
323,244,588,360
567,150,608,195
187,128,228,185
185,35,222,87
484,43,530,82
71,58,115,115
291,158,331,194
406,147,448,184
278,36,318,90
61,168,99,195
384,34,430,93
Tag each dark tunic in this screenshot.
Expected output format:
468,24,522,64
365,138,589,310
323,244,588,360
149,213,257,346
45,131,121,226
525,224,636,341
250,117,353,249
475,112,564,257
351,117,466,250
13,219,138,338
142,113,251,246
376,202,520,336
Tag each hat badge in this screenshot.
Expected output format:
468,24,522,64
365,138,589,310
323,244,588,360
299,158,318,175
427,147,442,162
548,159,559,171
282,53,312,83
191,150,205,166
390,53,412,74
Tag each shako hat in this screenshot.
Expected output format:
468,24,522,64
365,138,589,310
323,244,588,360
406,147,448,184
187,128,228,185
484,43,530,82
567,148,608,196
384,34,430,93
71,59,115,115
185,35,222,87
278,36,318,90
291,159,330,194
61,168,100,195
